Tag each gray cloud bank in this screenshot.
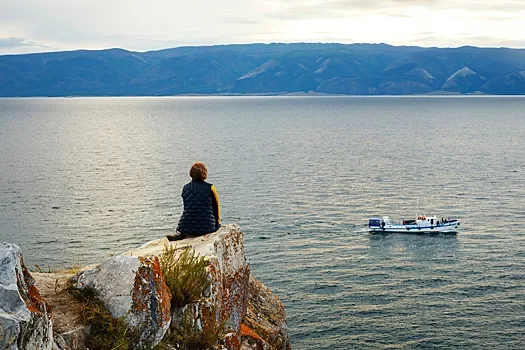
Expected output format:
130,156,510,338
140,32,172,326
0,37,57,54
0,0,524,54
268,0,525,20
0,37,39,48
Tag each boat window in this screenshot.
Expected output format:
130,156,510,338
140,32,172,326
369,219,381,227
431,219,434,225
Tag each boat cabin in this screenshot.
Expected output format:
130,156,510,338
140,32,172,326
416,215,438,226
368,218,381,228
369,216,392,228
370,215,442,228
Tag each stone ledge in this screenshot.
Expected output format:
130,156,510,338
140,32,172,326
1,224,291,349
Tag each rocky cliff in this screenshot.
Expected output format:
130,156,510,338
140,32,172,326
0,224,291,350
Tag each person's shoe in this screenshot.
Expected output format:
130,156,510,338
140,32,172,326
166,232,186,241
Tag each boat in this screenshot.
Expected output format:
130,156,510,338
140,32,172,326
368,215,460,234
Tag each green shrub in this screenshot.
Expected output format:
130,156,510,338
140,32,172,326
160,245,211,308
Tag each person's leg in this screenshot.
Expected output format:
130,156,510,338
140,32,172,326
166,232,186,241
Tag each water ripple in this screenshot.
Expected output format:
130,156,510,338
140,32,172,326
1,96,525,349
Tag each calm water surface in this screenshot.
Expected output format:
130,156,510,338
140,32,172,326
1,96,524,349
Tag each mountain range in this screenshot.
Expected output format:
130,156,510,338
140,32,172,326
1,43,525,96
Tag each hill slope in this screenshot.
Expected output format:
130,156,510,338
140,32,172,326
2,43,525,96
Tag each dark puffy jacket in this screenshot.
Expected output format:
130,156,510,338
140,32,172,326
176,180,220,235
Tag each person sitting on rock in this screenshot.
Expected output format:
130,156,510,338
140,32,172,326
168,162,221,241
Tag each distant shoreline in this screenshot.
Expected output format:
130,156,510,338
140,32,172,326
3,44,525,96
4,93,525,98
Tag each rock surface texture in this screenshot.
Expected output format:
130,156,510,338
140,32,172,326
125,224,251,341
1,224,291,349
74,254,172,348
243,275,291,350
0,243,53,350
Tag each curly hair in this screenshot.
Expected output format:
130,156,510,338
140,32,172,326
189,162,208,181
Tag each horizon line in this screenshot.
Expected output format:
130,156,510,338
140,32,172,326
2,41,525,57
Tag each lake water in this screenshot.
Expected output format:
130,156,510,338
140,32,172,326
1,96,524,349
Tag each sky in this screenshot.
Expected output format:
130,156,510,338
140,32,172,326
1,0,525,54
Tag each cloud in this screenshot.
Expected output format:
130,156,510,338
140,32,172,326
1,0,525,53
267,0,525,21
220,17,262,25
266,0,438,21
0,37,32,48
404,32,525,49
462,35,525,49
0,37,55,50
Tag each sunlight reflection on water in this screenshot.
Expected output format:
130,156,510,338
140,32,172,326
1,96,525,348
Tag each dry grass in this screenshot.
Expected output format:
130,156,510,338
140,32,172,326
33,263,83,274
68,286,132,350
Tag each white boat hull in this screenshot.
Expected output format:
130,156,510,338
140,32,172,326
369,220,459,234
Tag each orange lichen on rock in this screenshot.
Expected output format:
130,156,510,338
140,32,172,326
150,256,173,325
1,243,54,349
240,323,263,342
132,265,149,313
18,256,51,316
207,258,250,333
133,256,172,326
